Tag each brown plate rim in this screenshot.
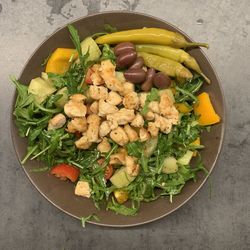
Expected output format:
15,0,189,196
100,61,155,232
10,10,226,227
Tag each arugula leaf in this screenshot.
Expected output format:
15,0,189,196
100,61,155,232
80,214,100,227
107,197,139,216
68,24,83,61
100,44,116,63
126,141,144,158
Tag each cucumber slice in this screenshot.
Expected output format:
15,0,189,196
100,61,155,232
177,150,193,165
110,167,135,188
81,37,101,62
28,77,56,104
55,87,68,108
162,156,178,174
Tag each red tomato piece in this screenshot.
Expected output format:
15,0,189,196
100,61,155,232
104,165,114,180
50,163,80,182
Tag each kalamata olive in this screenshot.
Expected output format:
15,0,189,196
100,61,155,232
129,57,144,70
141,68,155,92
153,72,171,89
114,42,135,56
116,51,137,68
124,69,146,84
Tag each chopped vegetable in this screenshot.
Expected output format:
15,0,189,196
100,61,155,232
80,36,101,62
136,44,210,83
114,190,129,204
45,48,77,74
162,156,178,174
138,52,193,79
194,92,221,126
95,28,209,48
50,163,80,182
12,24,219,220
28,77,56,104
177,150,194,166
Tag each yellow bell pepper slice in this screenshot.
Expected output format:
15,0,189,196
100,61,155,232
45,48,77,74
194,92,220,126
175,103,192,113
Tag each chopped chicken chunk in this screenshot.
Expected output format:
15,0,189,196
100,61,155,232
70,94,86,102
124,124,139,142
64,98,87,118
123,92,139,109
98,99,118,117
97,137,111,153
90,64,104,85
125,155,140,177
131,113,144,127
99,121,111,137
75,134,92,149
110,126,129,146
148,101,160,114
147,122,159,137
144,111,155,121
120,82,135,96
86,114,101,142
89,101,99,114
89,85,108,100
48,113,66,131
109,149,127,165
106,108,135,126
139,93,148,107
106,91,122,106
154,114,173,134
67,117,87,133
99,60,124,92
75,181,91,198
139,127,150,142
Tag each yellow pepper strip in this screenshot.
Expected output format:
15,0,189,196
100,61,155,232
95,28,209,49
136,44,210,83
194,92,221,126
114,190,129,204
175,103,192,113
138,52,193,79
190,137,200,157
45,48,77,74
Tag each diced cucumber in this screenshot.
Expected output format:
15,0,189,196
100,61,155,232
177,150,193,165
162,156,178,174
144,137,158,157
55,87,68,108
110,167,135,188
81,37,101,62
28,77,56,104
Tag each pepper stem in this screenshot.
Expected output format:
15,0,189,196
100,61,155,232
186,42,209,49
200,73,211,84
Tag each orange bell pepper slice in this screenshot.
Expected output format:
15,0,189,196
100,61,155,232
45,48,78,74
194,92,220,126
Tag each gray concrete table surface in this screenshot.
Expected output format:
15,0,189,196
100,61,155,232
0,0,249,249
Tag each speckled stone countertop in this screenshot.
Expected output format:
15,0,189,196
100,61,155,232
0,1,249,249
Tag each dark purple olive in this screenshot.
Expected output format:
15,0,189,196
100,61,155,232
129,57,144,70
153,72,171,89
124,69,146,84
141,68,155,92
114,42,135,56
116,51,137,68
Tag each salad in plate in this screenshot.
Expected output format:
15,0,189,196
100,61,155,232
12,24,220,217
